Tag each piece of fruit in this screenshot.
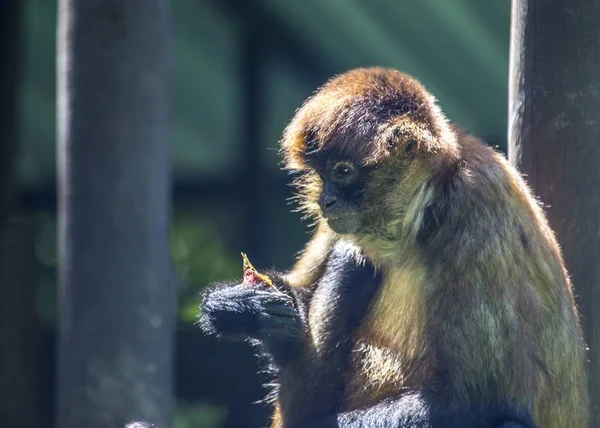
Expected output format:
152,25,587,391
240,253,293,307
241,253,274,289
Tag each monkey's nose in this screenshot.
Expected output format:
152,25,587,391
319,194,338,211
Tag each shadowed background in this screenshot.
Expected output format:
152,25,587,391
1,1,511,427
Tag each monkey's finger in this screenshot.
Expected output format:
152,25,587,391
263,302,298,318
253,290,295,304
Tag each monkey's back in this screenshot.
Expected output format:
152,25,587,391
343,139,589,427
273,138,588,428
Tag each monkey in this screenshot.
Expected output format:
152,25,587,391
197,67,589,428
199,67,589,428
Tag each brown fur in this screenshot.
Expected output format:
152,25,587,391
275,67,589,428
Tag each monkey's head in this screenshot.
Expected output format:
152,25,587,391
281,67,459,239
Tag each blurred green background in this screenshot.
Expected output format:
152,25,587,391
7,1,510,427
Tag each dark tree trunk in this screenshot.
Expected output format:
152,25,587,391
0,0,20,221
56,1,174,427
508,0,600,424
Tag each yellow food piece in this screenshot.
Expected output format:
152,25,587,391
241,252,274,287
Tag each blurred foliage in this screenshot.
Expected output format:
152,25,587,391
171,211,239,323
174,401,228,428
33,211,239,325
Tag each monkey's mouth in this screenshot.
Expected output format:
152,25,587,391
326,215,360,235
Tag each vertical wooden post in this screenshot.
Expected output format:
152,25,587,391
508,0,600,424
56,1,174,427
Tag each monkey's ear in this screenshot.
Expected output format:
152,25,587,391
381,125,419,158
404,139,417,155
381,117,439,158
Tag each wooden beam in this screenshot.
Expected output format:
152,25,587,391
508,0,600,424
56,1,174,427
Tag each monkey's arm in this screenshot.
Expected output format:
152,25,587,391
284,223,337,289
301,391,536,428
199,225,336,365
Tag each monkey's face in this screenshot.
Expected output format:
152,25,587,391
292,134,435,238
302,153,373,235
299,141,445,243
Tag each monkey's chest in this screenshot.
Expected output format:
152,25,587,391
311,262,429,412
341,265,431,409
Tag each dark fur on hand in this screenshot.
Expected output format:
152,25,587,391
199,279,307,365
124,422,159,428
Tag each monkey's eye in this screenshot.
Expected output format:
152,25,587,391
332,162,355,180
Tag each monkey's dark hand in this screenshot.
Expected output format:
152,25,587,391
199,284,306,364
